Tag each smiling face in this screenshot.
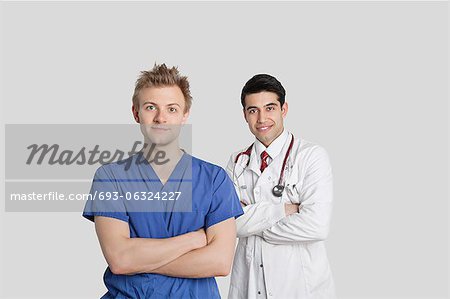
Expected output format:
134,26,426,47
132,85,189,146
243,91,288,147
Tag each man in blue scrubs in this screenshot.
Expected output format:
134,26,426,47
83,64,243,298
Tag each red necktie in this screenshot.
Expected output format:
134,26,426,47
260,151,270,173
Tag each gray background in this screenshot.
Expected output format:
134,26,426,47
1,1,448,298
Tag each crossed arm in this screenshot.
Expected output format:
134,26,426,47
236,201,300,238
95,216,237,277
227,145,333,244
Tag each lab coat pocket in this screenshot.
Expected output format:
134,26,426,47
285,181,301,204
284,165,302,204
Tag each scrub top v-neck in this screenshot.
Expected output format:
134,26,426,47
140,151,189,190
83,152,243,298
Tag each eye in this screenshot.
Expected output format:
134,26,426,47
145,105,156,111
168,107,177,113
266,106,275,111
248,109,257,114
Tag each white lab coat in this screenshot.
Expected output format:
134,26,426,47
227,133,336,299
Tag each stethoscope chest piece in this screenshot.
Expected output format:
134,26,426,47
272,185,284,197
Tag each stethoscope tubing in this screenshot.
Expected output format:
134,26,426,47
234,134,295,197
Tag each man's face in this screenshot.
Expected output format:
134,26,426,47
132,85,189,146
243,91,288,147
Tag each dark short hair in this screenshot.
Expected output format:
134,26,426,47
240,74,286,108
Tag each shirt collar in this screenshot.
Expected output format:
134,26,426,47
254,129,289,160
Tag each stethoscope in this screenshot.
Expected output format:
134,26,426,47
234,134,294,197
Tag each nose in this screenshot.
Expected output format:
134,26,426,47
257,110,267,123
154,110,167,123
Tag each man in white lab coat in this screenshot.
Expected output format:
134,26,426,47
227,74,336,299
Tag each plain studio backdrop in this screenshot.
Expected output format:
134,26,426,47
0,1,448,299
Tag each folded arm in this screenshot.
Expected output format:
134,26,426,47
151,218,237,278
94,216,207,275
226,155,299,238
225,156,284,238
237,201,286,237
262,146,334,244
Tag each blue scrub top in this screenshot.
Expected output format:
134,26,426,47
83,152,243,299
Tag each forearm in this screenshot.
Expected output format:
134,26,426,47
152,219,237,278
151,243,228,278
103,232,199,275
95,215,207,275
263,146,334,245
226,157,285,238
236,201,286,238
262,202,333,245
100,234,198,275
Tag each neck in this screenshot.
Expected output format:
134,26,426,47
142,138,183,165
259,129,284,148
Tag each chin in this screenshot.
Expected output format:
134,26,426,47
144,130,179,146
149,137,175,146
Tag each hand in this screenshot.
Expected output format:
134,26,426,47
188,228,207,249
284,203,300,216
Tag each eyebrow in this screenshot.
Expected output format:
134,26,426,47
167,103,181,107
246,102,278,111
142,101,181,107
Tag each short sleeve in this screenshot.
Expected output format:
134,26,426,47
205,168,244,229
82,165,129,223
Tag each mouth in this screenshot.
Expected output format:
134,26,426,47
256,125,273,133
151,126,171,131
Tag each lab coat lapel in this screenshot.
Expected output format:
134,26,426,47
256,155,281,189
246,146,261,176
245,132,292,184
258,133,292,185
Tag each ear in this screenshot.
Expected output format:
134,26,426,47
132,105,140,123
181,110,190,124
243,109,248,123
281,102,288,118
